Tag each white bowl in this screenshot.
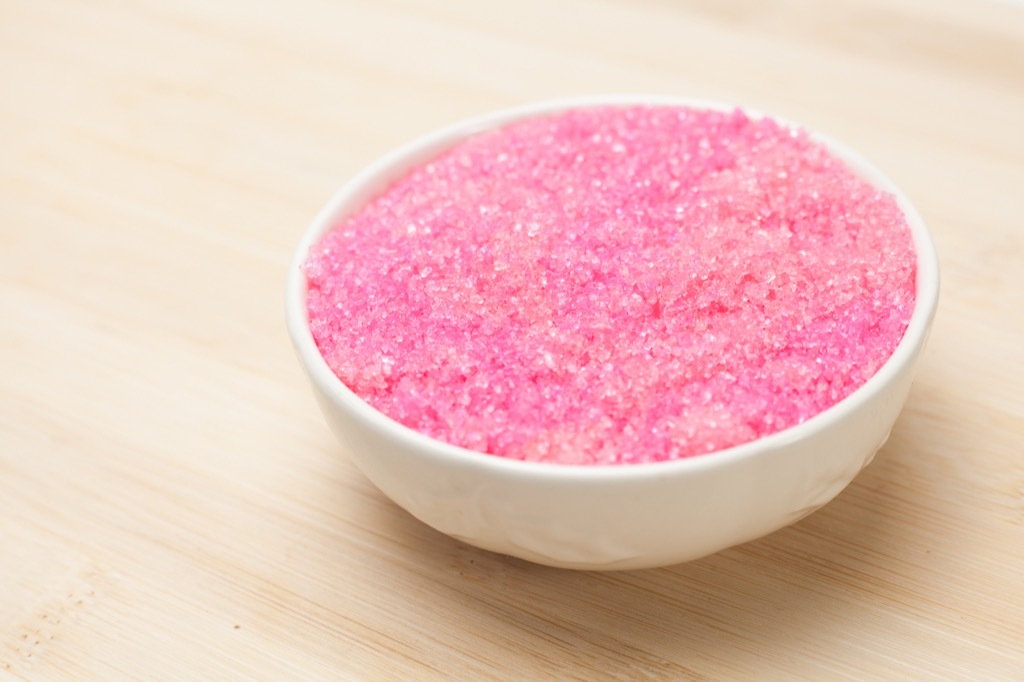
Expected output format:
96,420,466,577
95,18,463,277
286,96,940,570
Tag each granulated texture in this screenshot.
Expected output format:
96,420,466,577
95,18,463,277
305,106,916,464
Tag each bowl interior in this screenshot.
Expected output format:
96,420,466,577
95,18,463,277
285,95,940,482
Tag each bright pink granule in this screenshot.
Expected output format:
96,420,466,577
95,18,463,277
305,106,916,465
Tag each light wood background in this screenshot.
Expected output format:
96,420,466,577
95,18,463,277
2,0,1023,678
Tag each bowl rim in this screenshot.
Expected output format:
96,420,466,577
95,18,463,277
285,94,940,481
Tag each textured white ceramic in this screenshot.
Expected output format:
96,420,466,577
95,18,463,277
286,96,940,570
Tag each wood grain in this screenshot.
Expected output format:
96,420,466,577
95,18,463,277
2,0,1023,678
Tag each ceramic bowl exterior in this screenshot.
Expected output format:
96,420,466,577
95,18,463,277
286,96,940,570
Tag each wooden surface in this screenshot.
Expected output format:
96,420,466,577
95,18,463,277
2,0,1023,678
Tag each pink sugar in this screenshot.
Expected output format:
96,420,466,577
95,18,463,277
305,106,916,465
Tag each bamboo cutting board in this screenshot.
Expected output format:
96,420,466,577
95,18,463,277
2,0,1023,678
